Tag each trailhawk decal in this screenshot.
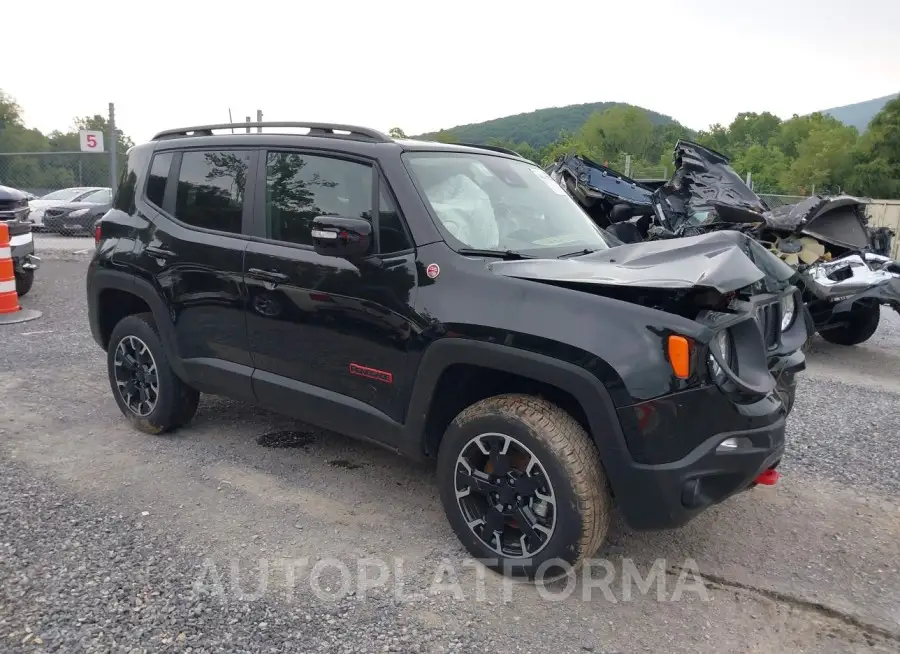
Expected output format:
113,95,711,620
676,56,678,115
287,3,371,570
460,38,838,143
348,363,394,384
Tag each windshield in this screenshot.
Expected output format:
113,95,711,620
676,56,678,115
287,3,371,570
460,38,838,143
41,188,89,201
403,152,612,255
79,188,112,204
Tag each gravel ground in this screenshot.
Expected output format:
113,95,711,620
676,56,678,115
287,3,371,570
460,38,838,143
1,251,899,653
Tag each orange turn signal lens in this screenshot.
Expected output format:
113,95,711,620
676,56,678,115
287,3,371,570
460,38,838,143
667,335,691,380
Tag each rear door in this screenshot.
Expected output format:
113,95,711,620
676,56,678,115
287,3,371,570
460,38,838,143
132,146,257,401
243,148,419,431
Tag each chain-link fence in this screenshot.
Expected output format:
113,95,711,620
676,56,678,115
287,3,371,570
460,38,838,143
0,102,121,200
758,194,809,209
0,152,115,196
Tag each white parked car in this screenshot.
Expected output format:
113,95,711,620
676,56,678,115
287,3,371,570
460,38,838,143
28,187,108,231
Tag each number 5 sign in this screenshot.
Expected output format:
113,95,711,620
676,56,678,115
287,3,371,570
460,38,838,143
79,130,105,152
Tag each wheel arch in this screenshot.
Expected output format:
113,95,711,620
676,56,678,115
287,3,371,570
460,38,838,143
88,268,189,380
405,340,629,472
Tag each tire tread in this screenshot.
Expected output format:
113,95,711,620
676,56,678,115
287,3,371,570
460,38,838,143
451,393,610,569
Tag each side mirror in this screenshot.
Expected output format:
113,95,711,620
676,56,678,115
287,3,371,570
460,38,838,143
311,215,373,260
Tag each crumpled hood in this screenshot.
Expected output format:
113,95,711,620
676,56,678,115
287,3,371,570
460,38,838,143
488,230,795,294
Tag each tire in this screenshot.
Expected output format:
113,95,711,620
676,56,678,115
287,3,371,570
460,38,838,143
437,393,611,581
14,269,34,297
107,312,200,435
819,302,880,346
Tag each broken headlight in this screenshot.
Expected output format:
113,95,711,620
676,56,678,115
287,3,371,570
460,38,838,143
708,329,734,385
780,293,796,331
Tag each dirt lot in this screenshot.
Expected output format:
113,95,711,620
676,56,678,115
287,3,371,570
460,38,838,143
1,238,899,653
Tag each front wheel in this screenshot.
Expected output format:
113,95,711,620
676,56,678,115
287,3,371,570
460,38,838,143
437,394,611,581
14,269,34,297
819,302,880,346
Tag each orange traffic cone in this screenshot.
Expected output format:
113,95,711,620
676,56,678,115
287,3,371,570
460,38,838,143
0,222,41,325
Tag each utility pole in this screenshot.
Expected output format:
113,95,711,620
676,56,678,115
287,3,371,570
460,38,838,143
108,102,117,196
257,109,263,132
245,117,251,133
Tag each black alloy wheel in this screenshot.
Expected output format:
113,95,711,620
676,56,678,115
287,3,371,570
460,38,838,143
106,313,200,434
437,394,611,580
113,335,160,417
454,432,557,559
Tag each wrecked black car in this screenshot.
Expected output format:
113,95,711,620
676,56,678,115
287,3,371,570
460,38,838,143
546,141,900,346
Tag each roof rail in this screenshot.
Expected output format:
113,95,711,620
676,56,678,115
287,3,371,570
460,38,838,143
151,122,392,142
456,142,525,158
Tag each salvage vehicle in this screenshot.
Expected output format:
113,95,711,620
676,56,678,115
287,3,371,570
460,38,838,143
87,122,809,579
0,184,41,296
546,141,900,346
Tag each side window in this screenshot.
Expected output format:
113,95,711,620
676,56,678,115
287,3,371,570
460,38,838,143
266,151,372,246
174,150,250,234
378,185,412,252
145,152,173,209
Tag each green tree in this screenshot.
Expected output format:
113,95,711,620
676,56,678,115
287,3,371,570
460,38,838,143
782,119,858,193
579,106,654,161
731,144,790,192
728,112,782,149
388,127,407,139
845,97,900,197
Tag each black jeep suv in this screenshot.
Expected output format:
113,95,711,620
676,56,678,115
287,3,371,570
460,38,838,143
87,122,809,578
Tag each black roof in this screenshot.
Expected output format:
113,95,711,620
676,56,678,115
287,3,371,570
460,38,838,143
142,121,526,161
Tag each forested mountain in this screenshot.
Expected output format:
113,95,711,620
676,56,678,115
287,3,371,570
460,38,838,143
820,93,899,133
413,102,685,149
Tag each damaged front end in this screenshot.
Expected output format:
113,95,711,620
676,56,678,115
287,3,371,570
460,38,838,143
547,141,900,343
489,229,810,406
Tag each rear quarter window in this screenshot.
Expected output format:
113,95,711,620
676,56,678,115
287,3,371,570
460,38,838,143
145,152,174,209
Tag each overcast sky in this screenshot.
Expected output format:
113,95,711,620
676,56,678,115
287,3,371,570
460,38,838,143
5,0,899,143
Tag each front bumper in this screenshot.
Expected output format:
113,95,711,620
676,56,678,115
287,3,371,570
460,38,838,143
9,228,36,261
612,338,803,532
637,418,785,530
42,212,95,233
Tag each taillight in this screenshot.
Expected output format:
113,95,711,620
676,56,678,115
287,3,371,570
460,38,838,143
94,223,101,244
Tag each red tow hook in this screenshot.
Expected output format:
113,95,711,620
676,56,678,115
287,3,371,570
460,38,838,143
754,468,780,486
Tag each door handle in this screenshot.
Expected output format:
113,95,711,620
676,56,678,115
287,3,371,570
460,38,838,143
146,245,176,258
247,268,291,284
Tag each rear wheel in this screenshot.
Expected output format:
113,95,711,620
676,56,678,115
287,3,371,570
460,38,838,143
107,312,200,434
819,302,880,346
437,394,611,581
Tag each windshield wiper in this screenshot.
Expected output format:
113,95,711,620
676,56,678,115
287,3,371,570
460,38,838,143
457,248,533,260
558,248,601,259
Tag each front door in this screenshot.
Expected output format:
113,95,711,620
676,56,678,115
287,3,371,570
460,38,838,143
243,149,419,432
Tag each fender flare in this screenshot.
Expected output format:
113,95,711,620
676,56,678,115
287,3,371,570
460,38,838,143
88,268,189,381
404,339,633,484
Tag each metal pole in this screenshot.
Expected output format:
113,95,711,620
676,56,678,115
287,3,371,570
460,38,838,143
256,109,263,133
79,158,83,186
624,154,632,177
246,117,251,133
108,102,117,195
